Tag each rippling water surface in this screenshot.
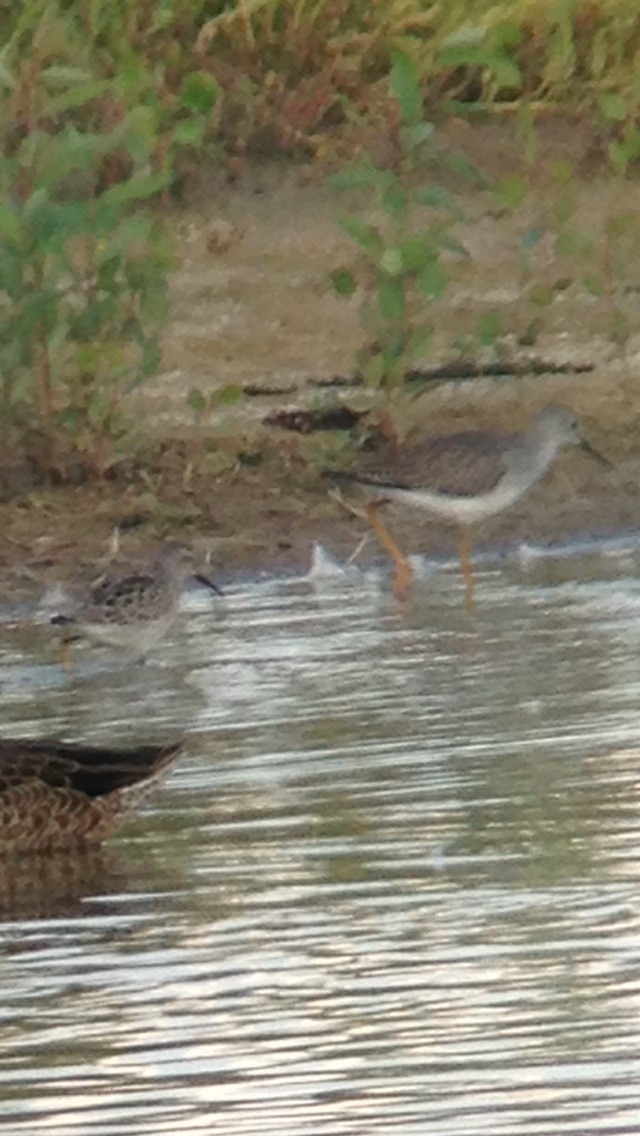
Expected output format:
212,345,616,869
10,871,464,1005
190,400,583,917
3,541,640,1135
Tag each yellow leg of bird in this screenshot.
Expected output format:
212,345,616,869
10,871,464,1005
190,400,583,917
365,502,413,602
458,524,475,613
59,638,74,672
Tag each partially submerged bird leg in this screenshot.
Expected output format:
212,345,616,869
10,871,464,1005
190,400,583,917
331,487,413,599
364,501,414,602
50,615,78,670
59,632,78,671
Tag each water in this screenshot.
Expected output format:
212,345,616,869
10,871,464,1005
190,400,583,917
2,540,640,1134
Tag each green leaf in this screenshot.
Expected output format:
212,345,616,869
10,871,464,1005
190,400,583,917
188,387,206,413
417,185,456,211
47,318,71,356
528,284,553,307
141,338,161,375
476,311,502,345
376,273,405,321
381,180,407,217
97,214,154,262
608,129,640,174
0,63,15,91
550,161,573,184
0,200,20,243
330,165,391,192
611,307,630,346
330,268,357,296
181,71,219,114
41,65,95,87
486,54,521,90
609,139,630,173
389,49,422,126
443,152,491,186
498,174,526,209
174,119,206,147
437,43,487,69
151,2,175,32
441,25,486,49
494,21,523,49
439,38,522,90
361,353,386,388
606,210,637,238
100,171,169,206
417,260,446,298
407,323,433,354
338,215,383,257
0,245,24,295
599,92,628,122
22,187,49,221
47,80,111,114
380,248,404,275
401,122,434,151
583,272,604,296
438,233,469,258
554,229,592,257
121,105,159,164
216,383,243,406
399,234,434,272
622,130,640,160
555,192,574,225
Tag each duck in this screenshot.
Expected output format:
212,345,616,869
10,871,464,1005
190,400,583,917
0,737,182,853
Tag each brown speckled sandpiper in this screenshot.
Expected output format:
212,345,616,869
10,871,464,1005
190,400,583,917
51,540,222,662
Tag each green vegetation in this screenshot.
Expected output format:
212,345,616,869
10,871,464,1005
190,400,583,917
2,0,640,481
0,1,219,478
330,50,480,391
3,1,640,166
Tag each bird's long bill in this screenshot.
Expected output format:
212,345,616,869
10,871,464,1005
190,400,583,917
192,573,224,596
579,438,613,469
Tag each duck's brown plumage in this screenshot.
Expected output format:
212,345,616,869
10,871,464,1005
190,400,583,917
0,738,182,853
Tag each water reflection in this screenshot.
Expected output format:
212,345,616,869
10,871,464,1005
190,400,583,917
3,541,640,1133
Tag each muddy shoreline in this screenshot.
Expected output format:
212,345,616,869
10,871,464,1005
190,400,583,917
2,409,639,602
4,149,640,600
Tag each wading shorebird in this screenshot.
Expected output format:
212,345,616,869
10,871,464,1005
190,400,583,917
51,540,222,663
325,406,610,608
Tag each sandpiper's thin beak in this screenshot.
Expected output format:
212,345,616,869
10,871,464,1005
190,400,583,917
192,573,224,596
579,437,613,469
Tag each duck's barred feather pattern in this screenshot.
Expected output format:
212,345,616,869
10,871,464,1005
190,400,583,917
0,739,181,853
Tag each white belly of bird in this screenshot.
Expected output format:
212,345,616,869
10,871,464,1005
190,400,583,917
82,615,175,655
381,475,528,525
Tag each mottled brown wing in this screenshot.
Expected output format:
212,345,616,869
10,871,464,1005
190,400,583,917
0,782,125,853
0,739,182,798
358,431,511,495
84,572,164,624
